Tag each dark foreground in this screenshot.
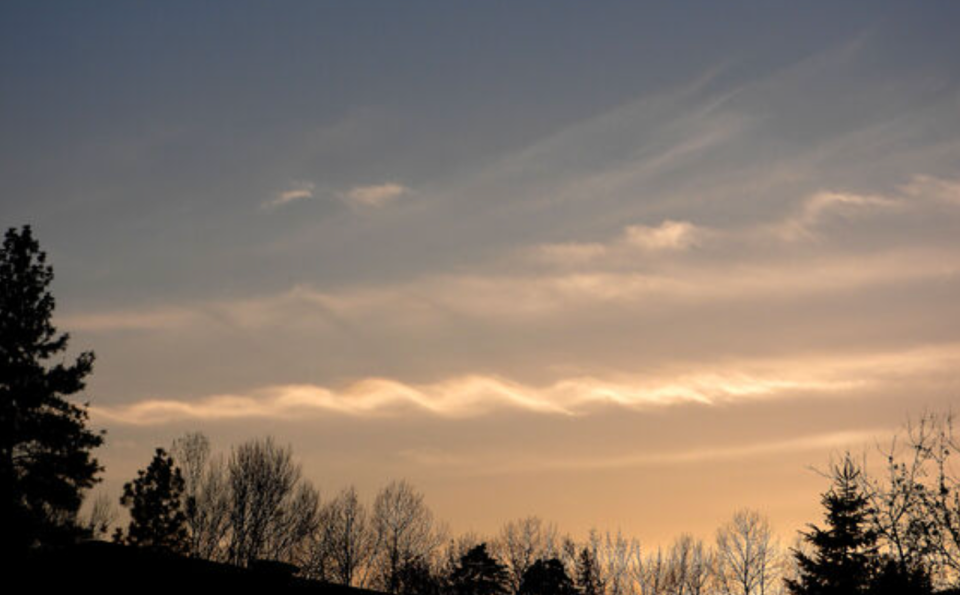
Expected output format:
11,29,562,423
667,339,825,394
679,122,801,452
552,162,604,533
13,541,384,595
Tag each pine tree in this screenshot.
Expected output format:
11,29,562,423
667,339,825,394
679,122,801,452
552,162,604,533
448,543,510,595
787,455,878,595
0,225,104,553
118,447,189,554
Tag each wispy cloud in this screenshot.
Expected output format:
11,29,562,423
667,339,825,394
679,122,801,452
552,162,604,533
400,428,886,475
60,241,960,334
901,175,960,206
344,182,409,207
774,191,901,241
263,181,316,209
530,220,700,267
89,343,960,425
624,220,702,251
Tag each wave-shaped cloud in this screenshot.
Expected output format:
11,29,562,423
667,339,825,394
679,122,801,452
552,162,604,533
89,343,960,425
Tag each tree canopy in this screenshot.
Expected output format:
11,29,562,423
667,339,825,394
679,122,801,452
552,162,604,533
518,557,577,595
117,447,189,554
449,543,510,595
0,225,103,553
787,456,881,595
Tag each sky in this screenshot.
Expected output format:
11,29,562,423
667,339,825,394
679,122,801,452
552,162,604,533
2,1,960,546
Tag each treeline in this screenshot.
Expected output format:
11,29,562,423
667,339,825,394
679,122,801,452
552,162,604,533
92,411,960,595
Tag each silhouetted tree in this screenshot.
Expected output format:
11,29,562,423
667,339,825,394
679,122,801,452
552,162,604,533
866,412,960,587
787,455,878,595
0,225,104,553
639,547,669,595
519,557,577,595
715,509,780,595
82,491,117,540
396,555,443,595
314,485,373,586
591,529,640,595
661,533,713,595
496,516,559,592
372,479,440,593
448,543,510,595
576,545,605,595
171,431,230,561
226,436,320,566
118,447,189,554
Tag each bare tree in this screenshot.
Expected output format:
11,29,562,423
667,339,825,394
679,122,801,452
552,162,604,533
170,432,231,560
863,412,960,587
171,432,210,504
226,437,319,566
638,547,669,595
714,509,780,595
495,516,560,591
681,536,713,595
652,534,713,595
191,452,232,561
83,491,117,540
308,486,373,586
591,529,641,595
371,479,440,593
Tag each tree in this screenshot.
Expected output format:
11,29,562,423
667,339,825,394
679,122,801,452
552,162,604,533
396,555,443,595
495,516,559,592
518,557,577,595
171,431,230,561
662,534,713,595
871,412,960,586
117,447,189,554
448,543,510,595
226,436,319,566
715,509,780,595
576,545,605,595
0,225,104,553
310,486,373,586
591,529,641,595
371,479,440,593
786,455,879,595
82,491,117,540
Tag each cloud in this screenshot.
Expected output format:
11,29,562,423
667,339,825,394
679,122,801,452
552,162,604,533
901,175,960,205
530,242,608,265
774,191,901,241
345,182,409,207
400,428,886,475
530,220,702,267
60,239,960,334
263,181,316,209
89,343,960,425
623,220,701,251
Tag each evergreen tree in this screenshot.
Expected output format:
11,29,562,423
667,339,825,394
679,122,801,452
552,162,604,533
787,456,878,595
396,556,443,595
519,557,577,595
448,543,510,595
870,557,932,595
0,225,104,553
118,447,189,554
576,546,605,595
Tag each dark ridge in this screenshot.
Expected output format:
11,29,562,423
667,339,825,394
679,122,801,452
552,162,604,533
13,541,384,595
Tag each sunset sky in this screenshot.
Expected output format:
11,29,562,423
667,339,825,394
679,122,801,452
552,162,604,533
2,2,960,546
